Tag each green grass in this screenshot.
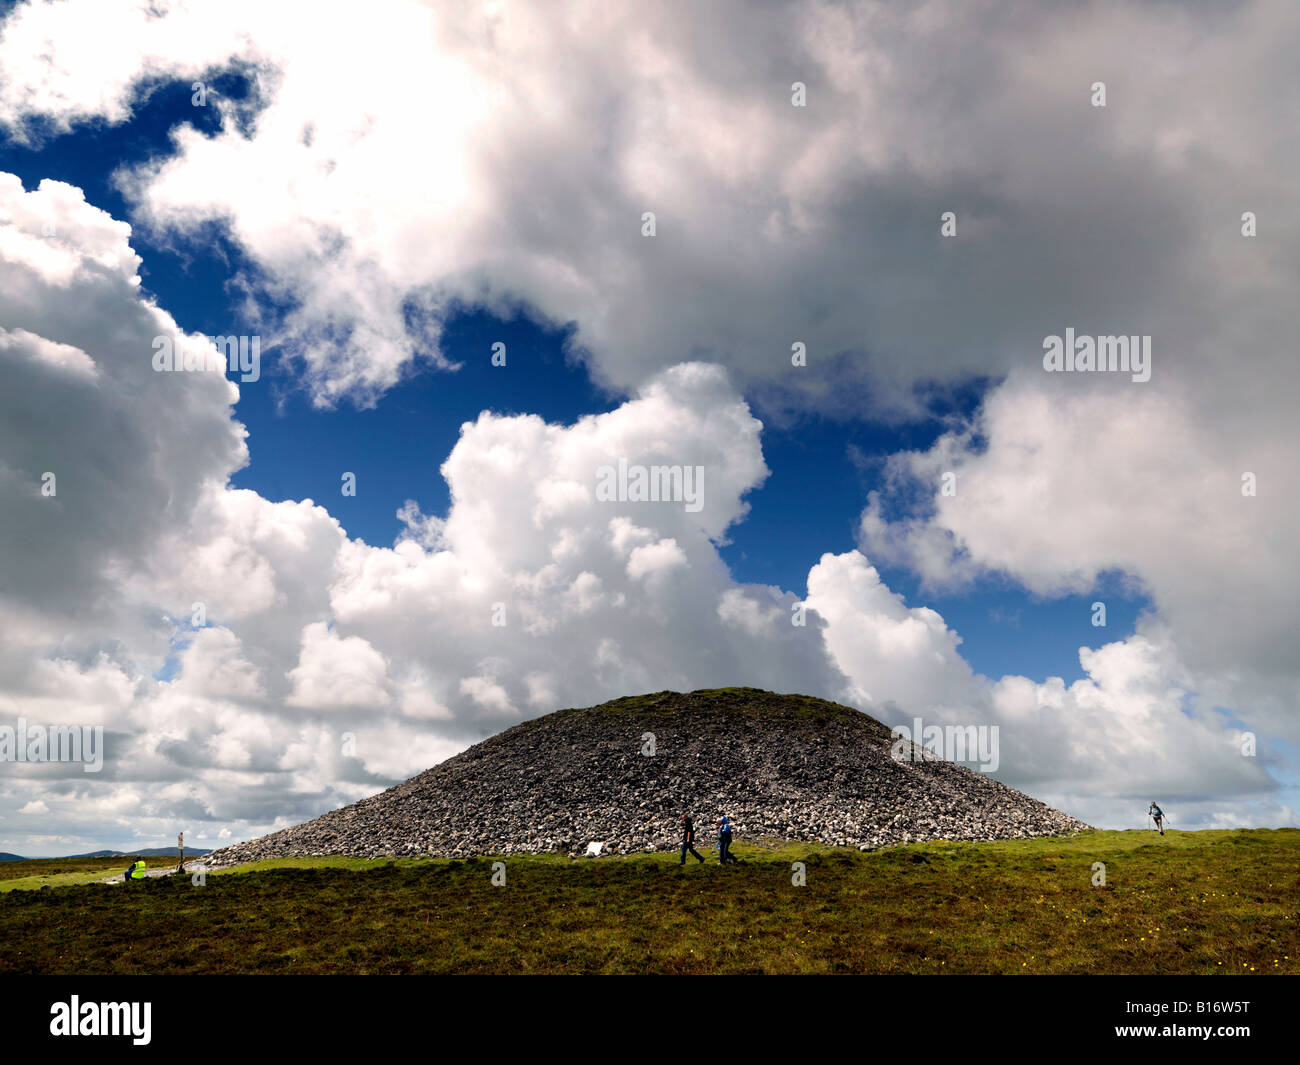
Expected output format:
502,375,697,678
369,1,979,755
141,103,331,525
0,829,1295,974
0,857,136,892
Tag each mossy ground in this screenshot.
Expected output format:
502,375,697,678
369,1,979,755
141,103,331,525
0,829,1294,974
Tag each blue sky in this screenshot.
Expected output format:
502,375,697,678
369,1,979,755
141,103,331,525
3,77,1153,689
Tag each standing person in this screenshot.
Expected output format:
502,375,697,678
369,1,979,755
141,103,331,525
679,814,705,865
718,814,737,864
1148,802,1165,835
123,857,146,883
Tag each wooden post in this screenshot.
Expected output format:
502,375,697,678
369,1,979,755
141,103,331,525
177,831,184,872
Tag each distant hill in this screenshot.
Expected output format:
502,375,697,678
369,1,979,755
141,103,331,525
203,686,1088,866
65,847,213,859
0,846,212,861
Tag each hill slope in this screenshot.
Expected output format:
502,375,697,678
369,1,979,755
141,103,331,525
202,688,1087,865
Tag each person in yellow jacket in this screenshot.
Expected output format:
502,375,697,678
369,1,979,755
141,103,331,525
123,858,146,883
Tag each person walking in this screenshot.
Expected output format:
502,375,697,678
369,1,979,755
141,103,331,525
718,814,737,864
679,814,705,865
1148,802,1166,835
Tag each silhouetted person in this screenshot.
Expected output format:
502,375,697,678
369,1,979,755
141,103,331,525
679,814,705,865
1149,802,1165,835
718,814,737,864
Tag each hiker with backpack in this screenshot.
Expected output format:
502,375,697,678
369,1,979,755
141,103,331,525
717,814,738,864
679,814,705,865
1148,802,1166,835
